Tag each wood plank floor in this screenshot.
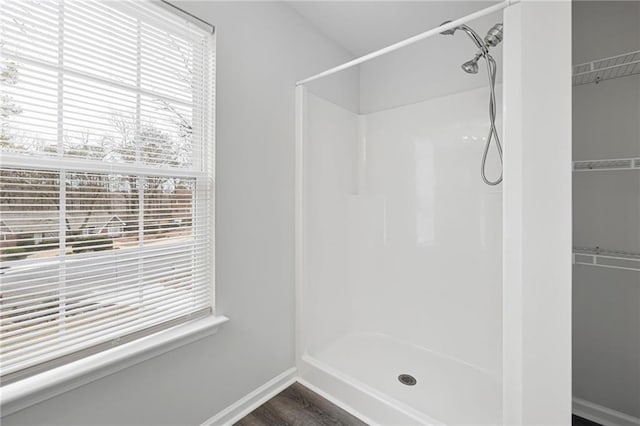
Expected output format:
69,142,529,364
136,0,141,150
234,383,367,426
235,383,602,426
572,415,602,426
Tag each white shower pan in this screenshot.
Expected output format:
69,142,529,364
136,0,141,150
306,332,501,424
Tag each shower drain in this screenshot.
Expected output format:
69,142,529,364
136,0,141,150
398,374,417,386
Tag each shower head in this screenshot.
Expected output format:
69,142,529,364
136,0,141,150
484,23,504,47
441,20,504,185
461,56,479,74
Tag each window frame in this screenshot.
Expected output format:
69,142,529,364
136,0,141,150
0,0,224,404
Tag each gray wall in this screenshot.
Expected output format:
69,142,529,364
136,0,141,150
572,1,640,419
1,2,357,425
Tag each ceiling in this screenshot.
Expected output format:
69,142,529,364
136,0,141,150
287,1,499,57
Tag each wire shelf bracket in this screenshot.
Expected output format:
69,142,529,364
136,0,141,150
573,247,640,273
573,157,640,172
573,50,640,86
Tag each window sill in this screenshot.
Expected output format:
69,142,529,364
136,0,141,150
0,315,229,417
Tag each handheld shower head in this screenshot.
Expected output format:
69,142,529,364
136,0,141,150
440,19,505,185
484,23,503,47
461,56,479,74
439,21,485,51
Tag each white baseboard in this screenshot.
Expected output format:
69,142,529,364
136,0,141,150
574,397,640,426
201,367,297,426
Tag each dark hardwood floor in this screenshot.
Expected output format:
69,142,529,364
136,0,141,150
234,383,368,426
572,415,603,426
235,384,602,426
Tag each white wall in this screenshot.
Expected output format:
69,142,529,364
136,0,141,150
1,2,357,425
302,93,360,355
502,2,572,425
572,1,640,420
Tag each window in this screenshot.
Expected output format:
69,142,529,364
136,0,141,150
0,0,215,384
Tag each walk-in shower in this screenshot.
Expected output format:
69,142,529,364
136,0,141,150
294,1,574,424
295,2,517,425
441,20,504,185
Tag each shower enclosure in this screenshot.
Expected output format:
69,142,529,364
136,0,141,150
298,88,502,424
295,2,572,425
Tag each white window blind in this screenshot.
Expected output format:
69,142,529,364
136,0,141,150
0,0,215,383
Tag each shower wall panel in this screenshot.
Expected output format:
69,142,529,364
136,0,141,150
302,85,502,377
351,86,503,374
303,94,360,355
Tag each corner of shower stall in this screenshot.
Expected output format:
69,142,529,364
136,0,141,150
295,11,506,425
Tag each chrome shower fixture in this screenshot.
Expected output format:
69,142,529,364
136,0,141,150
439,21,486,52
461,53,482,74
461,58,479,74
440,20,503,68
484,23,504,47
440,20,504,186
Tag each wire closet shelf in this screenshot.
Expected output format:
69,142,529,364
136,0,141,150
574,247,640,273
573,157,640,172
573,49,640,85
